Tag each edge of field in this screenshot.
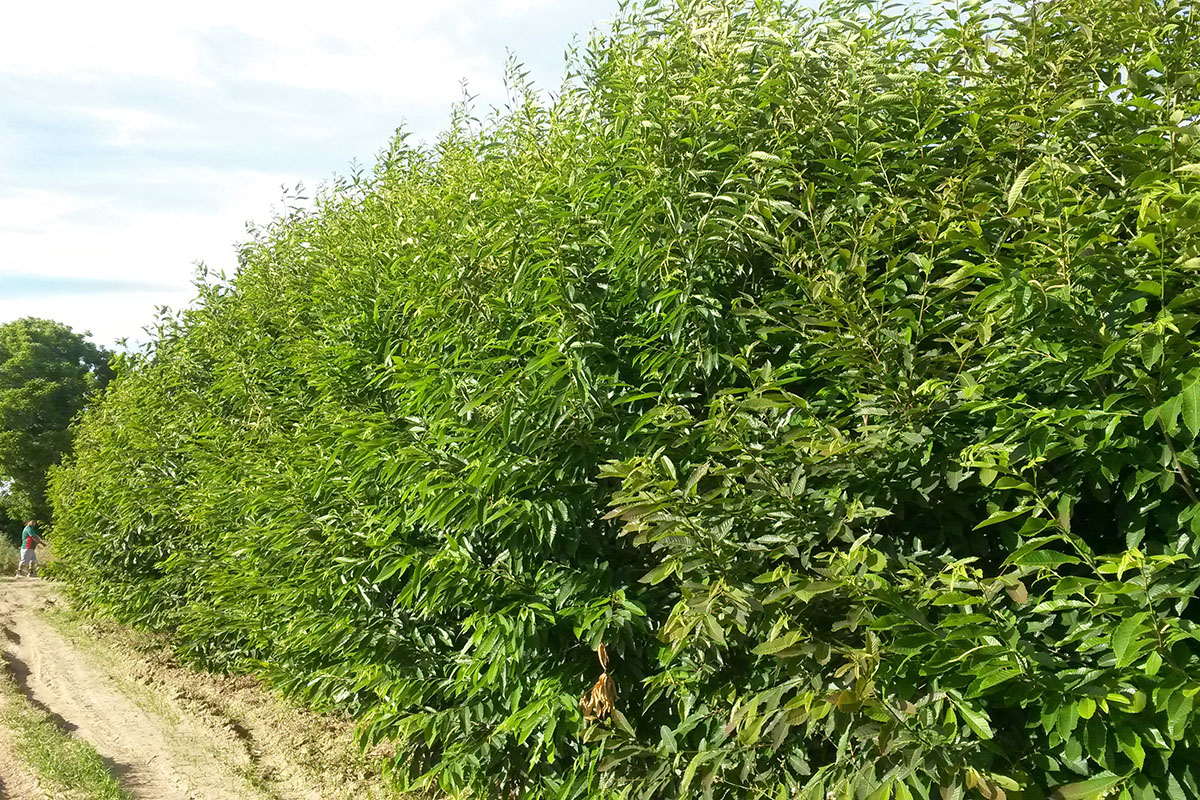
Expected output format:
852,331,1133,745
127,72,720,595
38,581,410,800
0,665,130,800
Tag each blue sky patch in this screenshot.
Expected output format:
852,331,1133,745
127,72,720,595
1,274,181,300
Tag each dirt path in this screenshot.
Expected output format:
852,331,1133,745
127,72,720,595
0,733,42,799
0,578,269,799
0,578,395,800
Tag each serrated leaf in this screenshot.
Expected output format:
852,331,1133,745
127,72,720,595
1131,232,1160,256
680,749,719,794
1182,380,1200,438
683,462,709,493
941,783,965,800
1002,535,1059,567
1166,773,1187,800
1012,549,1081,568
639,561,676,585
1112,612,1148,668
951,698,994,739
1167,689,1194,740
610,709,635,737
752,629,805,656
968,665,1022,696
1007,163,1039,210
1116,727,1145,770
1058,703,1080,737
746,150,783,163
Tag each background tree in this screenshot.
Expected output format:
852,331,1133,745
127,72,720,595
0,318,112,525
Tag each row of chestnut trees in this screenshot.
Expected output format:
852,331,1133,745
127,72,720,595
50,0,1200,796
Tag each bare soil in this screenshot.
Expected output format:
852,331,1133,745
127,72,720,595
0,730,42,799
0,578,398,800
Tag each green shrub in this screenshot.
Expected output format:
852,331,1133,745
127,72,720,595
51,0,1200,796
0,541,18,576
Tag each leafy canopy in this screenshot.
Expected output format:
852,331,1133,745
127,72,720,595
50,0,1200,797
0,317,111,521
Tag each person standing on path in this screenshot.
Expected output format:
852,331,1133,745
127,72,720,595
16,520,42,578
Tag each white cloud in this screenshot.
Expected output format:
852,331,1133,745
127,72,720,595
0,191,88,234
0,2,205,83
232,28,501,107
1,0,491,100
0,167,310,353
494,0,560,16
82,107,182,148
2,167,304,282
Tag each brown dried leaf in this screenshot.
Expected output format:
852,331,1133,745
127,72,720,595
580,672,617,721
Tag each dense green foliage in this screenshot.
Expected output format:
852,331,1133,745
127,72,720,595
0,317,111,521
1,504,23,548
50,0,1200,796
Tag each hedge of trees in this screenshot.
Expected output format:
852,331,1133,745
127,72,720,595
50,0,1200,796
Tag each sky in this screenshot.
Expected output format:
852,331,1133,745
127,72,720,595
0,0,621,349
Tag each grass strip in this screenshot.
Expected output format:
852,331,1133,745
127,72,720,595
0,675,130,800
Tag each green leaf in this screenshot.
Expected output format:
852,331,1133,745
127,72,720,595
968,666,1023,697
1166,773,1187,800
1141,335,1163,369
1077,697,1096,720
1157,394,1183,434
1115,726,1144,770
1012,549,1081,569
866,782,893,800
1002,535,1060,567
639,561,676,585
951,697,994,739
610,709,636,737
940,783,964,800
1051,774,1125,800
680,749,719,794
746,150,783,164
1130,232,1160,256
1058,703,1080,738
612,392,658,406
1167,689,1194,740
659,725,677,754
752,629,805,656
1182,380,1200,438
1112,613,1148,668
974,507,1033,530
1007,163,1039,211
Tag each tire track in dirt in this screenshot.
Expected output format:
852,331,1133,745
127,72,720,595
0,578,274,800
